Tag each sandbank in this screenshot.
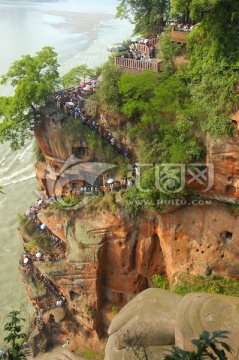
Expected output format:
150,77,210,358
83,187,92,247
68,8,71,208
46,10,114,38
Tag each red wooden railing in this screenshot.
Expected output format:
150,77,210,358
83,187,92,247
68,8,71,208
114,56,161,72
135,38,158,55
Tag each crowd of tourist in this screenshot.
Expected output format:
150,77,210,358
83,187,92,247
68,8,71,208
174,23,195,31
82,117,134,160
25,198,66,253
54,80,97,116
66,175,135,197
120,38,156,63
21,251,64,265
21,254,67,332
32,265,66,305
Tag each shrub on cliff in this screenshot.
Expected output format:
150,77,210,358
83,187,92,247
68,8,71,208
151,274,169,290
152,273,239,297
2,310,27,359
16,213,28,226
32,141,44,162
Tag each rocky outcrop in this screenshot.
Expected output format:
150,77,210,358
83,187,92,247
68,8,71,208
175,292,239,356
105,289,239,360
105,289,181,360
207,136,239,199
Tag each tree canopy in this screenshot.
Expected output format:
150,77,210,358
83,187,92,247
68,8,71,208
0,46,60,150
116,0,170,35
61,65,96,88
93,59,122,113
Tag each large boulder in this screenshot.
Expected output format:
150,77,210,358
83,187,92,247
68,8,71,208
105,288,183,360
105,289,239,360
175,292,239,357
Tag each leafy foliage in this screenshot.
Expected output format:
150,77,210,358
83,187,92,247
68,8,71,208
152,273,239,297
118,70,161,119
157,27,181,75
84,192,117,215
32,141,44,162
119,70,203,165
50,195,81,210
16,213,28,226
170,0,192,23
122,167,187,217
0,47,60,150
151,274,169,289
2,310,26,360
25,239,37,252
112,305,121,315
165,330,231,360
93,59,122,113
116,0,170,35
61,65,95,87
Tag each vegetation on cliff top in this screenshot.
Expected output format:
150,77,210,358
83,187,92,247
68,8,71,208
152,273,239,297
93,0,239,215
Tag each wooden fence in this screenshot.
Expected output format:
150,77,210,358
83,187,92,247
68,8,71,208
171,30,189,44
135,38,158,55
115,57,161,72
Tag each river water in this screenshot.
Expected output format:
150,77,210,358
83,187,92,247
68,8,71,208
0,0,133,341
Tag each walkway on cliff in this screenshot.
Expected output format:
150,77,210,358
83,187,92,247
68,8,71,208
43,91,136,163
26,346,87,360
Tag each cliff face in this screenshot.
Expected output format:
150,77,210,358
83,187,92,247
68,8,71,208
19,105,239,353
207,137,239,198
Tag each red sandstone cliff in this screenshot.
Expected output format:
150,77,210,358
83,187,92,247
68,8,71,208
18,104,239,355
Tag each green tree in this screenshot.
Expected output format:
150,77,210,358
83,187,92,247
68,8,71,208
61,64,95,88
94,59,122,112
2,310,26,360
156,26,181,75
170,0,193,23
0,46,60,150
116,0,170,35
118,70,160,119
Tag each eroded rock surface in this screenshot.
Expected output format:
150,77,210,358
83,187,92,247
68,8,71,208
105,289,181,360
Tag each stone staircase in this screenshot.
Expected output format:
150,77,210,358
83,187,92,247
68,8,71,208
32,264,65,303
